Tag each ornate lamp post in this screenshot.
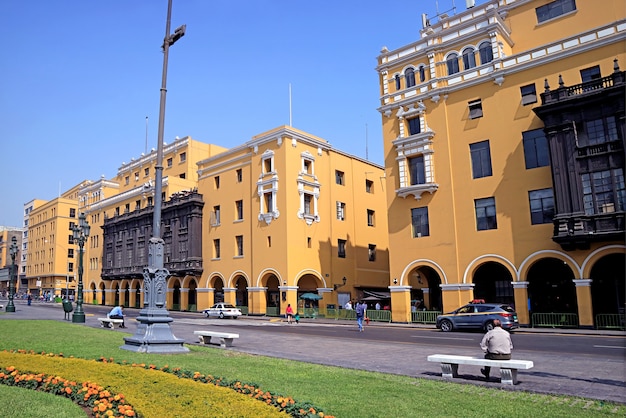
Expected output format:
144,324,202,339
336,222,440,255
121,0,187,353
6,236,18,313
71,212,90,323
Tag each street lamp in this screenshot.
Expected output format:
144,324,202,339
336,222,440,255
122,0,188,353
71,212,90,323
6,236,18,312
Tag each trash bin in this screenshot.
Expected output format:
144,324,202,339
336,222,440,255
62,300,73,320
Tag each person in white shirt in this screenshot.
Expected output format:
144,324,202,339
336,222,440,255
479,319,512,379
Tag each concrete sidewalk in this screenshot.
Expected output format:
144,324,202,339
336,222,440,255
2,301,625,405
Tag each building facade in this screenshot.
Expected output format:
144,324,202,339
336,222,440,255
79,136,223,307
194,126,390,316
376,0,625,326
29,128,390,314
23,193,78,299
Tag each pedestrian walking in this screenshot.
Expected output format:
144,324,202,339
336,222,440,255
355,301,366,332
285,303,294,324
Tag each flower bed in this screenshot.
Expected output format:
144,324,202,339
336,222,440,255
0,350,335,418
0,366,135,417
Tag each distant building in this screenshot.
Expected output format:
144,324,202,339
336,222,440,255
21,199,46,292
376,0,625,327
25,190,80,298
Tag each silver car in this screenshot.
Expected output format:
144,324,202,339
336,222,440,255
202,303,242,319
436,302,519,332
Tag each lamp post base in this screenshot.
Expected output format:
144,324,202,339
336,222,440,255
72,312,85,323
121,308,188,353
5,305,15,313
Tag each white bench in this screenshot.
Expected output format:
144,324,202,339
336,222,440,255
427,354,534,385
98,317,124,329
194,330,239,348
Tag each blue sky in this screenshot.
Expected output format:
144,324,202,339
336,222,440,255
0,0,488,227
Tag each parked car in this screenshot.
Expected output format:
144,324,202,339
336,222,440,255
202,303,242,319
436,302,519,332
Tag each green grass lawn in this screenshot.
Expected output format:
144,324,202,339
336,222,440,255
0,320,622,418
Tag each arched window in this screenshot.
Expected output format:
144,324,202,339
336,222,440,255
479,41,493,64
395,74,401,91
405,68,416,88
446,53,459,75
418,65,426,82
462,47,476,70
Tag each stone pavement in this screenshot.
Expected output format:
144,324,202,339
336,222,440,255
2,301,625,405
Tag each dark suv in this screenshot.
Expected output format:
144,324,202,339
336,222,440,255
436,302,519,332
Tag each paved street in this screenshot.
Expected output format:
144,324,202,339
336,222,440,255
2,301,625,405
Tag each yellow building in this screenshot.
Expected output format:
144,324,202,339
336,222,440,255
78,136,225,307
24,191,80,299
21,199,46,293
195,126,390,316
376,0,625,327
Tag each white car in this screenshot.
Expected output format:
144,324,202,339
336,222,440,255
202,303,242,319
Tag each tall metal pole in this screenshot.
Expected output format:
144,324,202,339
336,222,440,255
6,236,17,313
122,0,187,353
152,0,173,238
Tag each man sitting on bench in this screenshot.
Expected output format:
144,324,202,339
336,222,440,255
108,305,126,328
479,319,512,380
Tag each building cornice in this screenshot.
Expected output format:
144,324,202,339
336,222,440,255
116,136,190,175
88,177,170,212
378,21,626,115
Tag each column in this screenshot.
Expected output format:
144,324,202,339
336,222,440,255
440,283,474,313
390,285,412,323
574,279,593,328
248,287,268,315
180,288,189,311
512,281,530,326
279,285,298,316
223,287,237,306
195,287,213,311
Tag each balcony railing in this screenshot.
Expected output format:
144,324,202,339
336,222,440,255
541,69,625,105
102,259,203,280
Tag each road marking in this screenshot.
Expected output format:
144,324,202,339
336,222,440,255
593,345,626,349
414,335,474,341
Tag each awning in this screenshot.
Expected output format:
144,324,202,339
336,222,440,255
363,290,391,300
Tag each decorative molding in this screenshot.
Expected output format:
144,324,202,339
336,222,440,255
512,281,529,289
396,184,439,199
440,283,475,291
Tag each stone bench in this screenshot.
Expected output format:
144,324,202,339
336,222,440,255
427,354,534,385
194,330,240,348
98,317,124,329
